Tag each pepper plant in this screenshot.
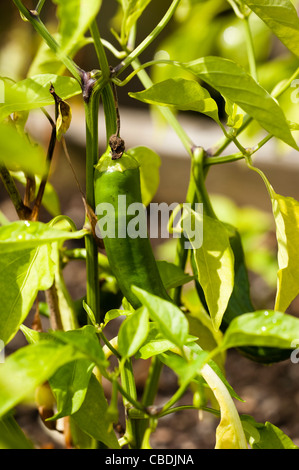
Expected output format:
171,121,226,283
1,0,299,450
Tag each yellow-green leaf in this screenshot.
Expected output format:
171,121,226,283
184,208,235,331
201,363,247,449
271,189,299,312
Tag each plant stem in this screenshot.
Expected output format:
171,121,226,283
90,21,118,143
0,165,30,220
12,0,81,82
134,356,163,446
120,359,139,448
84,92,101,323
36,0,46,14
31,121,57,221
243,14,258,81
205,151,244,166
115,0,181,76
158,404,220,418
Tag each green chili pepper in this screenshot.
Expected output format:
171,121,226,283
94,149,171,310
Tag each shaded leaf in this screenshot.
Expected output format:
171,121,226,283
49,359,94,420
72,374,120,449
0,412,34,449
243,0,299,58
157,260,195,290
241,414,298,449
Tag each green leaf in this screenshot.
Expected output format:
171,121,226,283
0,341,86,417
119,0,152,43
0,220,86,254
52,0,102,53
72,374,120,449
159,350,208,388
28,0,102,76
0,245,55,345
49,359,94,420
219,310,299,352
184,56,298,149
221,225,255,328
186,209,235,331
241,414,298,449
0,122,46,176
131,286,189,349
127,146,161,206
129,78,220,124
0,74,81,121
49,325,108,371
0,412,34,449
243,0,299,59
224,98,244,131
136,323,176,359
271,190,299,312
157,260,195,290
247,162,299,312
118,306,149,358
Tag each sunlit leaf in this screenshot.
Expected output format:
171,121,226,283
118,306,149,358
0,122,46,176
0,341,86,417
119,0,152,43
0,245,55,345
0,220,86,254
243,0,299,58
185,208,235,331
184,56,298,149
0,74,81,120
271,190,299,312
132,286,189,348
129,78,220,123
219,310,299,352
201,363,247,449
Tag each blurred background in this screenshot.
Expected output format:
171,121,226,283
1,0,299,449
